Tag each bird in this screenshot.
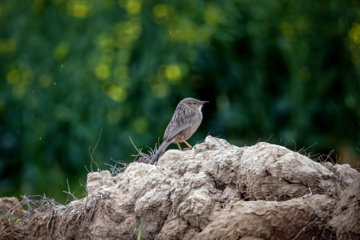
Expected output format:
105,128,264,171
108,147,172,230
149,97,208,164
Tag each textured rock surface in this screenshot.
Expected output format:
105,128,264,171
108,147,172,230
1,136,359,240
0,197,24,217
198,195,336,240
329,176,360,239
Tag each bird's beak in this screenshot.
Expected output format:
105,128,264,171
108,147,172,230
200,100,209,105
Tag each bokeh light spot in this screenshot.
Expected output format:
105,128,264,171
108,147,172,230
126,0,141,15
204,5,221,25
12,85,26,99
107,85,127,102
114,21,142,45
153,4,171,18
165,64,182,84
32,0,45,14
133,117,148,133
67,1,91,18
55,105,72,121
99,35,114,50
281,22,296,42
53,42,70,62
38,73,53,88
96,64,110,80
7,69,20,84
0,39,16,55
152,83,169,99
348,23,360,45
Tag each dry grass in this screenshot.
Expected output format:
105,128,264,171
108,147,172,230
130,136,158,164
0,192,109,240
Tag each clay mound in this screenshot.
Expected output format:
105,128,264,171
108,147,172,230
329,177,360,239
1,136,359,240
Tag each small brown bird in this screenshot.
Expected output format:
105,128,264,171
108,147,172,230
149,97,208,164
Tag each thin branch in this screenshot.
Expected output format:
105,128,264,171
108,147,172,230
130,136,157,163
88,128,102,172
63,179,78,204
264,134,273,142
290,139,297,151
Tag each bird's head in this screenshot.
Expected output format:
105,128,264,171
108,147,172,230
180,97,209,111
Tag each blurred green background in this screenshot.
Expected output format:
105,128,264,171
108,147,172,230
1,0,359,203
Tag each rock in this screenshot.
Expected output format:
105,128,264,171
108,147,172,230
1,136,359,239
198,194,336,240
329,176,360,239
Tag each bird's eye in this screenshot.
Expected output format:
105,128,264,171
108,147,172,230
193,102,197,105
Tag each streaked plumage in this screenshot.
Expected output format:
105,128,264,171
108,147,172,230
149,97,208,164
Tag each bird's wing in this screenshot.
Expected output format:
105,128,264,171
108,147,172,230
164,108,196,141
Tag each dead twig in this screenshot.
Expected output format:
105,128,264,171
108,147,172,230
105,158,128,175
130,136,158,164
63,179,78,204
88,128,102,172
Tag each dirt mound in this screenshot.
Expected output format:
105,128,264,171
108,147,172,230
329,176,360,239
1,136,359,239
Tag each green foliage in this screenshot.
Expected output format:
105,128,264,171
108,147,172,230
0,0,359,203
137,219,142,240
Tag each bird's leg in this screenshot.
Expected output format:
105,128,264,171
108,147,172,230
176,142,182,151
181,139,193,150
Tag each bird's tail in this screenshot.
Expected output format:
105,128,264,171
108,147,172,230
149,140,171,164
